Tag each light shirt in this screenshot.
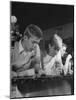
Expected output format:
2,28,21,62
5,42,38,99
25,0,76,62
44,50,63,75
18,40,42,68
19,40,27,56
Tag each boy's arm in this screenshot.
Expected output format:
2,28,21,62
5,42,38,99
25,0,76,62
11,50,36,72
16,59,32,72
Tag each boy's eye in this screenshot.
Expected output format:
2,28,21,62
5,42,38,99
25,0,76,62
32,41,35,43
33,41,37,44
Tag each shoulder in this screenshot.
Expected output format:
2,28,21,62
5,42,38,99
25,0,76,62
14,41,19,48
12,41,19,54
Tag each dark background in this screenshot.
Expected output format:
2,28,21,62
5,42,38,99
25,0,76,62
11,1,74,54
11,2,74,98
11,1,74,33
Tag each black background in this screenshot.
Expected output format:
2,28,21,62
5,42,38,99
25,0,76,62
11,1,74,33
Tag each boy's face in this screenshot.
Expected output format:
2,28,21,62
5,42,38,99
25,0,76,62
25,35,41,51
30,36,40,44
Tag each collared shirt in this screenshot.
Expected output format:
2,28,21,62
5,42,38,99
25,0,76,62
19,40,41,59
19,40,27,57
18,40,42,68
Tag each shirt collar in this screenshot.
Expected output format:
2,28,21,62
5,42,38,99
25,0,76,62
19,40,24,53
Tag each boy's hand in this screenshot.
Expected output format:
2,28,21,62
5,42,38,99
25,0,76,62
66,54,72,61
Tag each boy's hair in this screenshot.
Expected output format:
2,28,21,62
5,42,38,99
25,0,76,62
23,24,43,39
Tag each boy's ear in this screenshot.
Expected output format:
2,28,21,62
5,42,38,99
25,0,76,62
24,35,28,40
